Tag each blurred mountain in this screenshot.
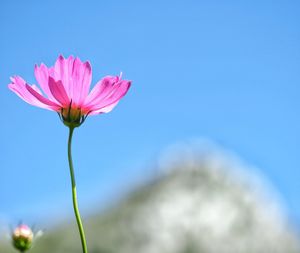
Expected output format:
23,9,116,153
1,153,300,253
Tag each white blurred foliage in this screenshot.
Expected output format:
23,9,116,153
4,139,297,253
114,139,300,253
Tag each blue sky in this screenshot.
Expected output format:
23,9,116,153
0,0,299,226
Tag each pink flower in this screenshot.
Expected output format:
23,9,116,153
12,224,34,252
9,55,131,127
13,224,33,240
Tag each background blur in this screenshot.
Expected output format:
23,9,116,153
0,0,300,252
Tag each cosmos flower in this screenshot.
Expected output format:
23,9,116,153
8,55,132,253
9,55,131,127
12,224,34,252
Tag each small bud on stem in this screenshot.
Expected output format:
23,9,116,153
12,224,33,252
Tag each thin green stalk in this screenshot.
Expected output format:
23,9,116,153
67,126,88,253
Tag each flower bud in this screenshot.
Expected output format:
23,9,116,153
12,224,33,252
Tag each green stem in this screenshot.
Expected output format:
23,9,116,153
67,126,88,253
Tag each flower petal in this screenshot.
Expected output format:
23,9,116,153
48,77,70,106
88,101,119,115
53,55,75,98
53,55,92,106
34,63,57,101
84,78,131,113
8,76,59,111
71,58,92,105
84,76,119,106
26,84,61,110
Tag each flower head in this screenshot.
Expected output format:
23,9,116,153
9,55,131,127
12,224,33,252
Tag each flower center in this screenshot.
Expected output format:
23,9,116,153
59,102,88,128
